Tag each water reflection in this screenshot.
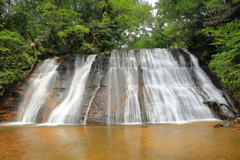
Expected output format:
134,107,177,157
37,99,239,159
0,122,240,160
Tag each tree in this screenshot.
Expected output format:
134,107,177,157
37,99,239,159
0,0,154,96
203,19,240,98
0,30,35,96
132,23,173,49
155,0,208,51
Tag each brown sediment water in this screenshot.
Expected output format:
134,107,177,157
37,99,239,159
0,121,240,160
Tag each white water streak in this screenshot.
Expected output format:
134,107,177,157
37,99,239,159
18,49,234,125
183,48,234,107
105,49,221,124
139,49,214,122
47,55,96,124
18,57,60,122
83,85,100,125
106,51,141,124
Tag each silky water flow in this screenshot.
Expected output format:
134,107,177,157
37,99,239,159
17,49,234,124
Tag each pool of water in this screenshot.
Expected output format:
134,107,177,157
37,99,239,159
0,121,240,160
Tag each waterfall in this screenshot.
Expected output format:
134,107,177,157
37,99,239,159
138,49,214,122
183,48,232,105
47,55,96,124
18,57,60,122
105,50,141,124
17,49,235,124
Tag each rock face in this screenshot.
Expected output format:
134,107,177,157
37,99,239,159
202,100,238,120
0,49,238,124
82,54,111,124
0,86,24,122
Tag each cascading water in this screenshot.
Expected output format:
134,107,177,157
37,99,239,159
105,50,142,124
47,55,96,124
183,48,233,104
138,49,223,122
18,57,60,122
17,49,235,124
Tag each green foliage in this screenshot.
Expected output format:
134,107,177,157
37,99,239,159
155,0,207,50
0,30,34,96
233,0,240,3
0,0,153,96
203,19,240,97
132,25,173,49
106,0,153,49
35,2,87,53
207,0,240,6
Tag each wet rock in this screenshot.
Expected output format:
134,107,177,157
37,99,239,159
203,100,237,120
0,83,26,122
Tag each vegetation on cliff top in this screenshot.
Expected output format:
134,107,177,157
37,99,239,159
0,0,152,96
0,0,240,100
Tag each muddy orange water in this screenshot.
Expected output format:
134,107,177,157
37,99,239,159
0,121,240,160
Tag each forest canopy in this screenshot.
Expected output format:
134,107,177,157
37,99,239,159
0,0,239,100
0,0,153,95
